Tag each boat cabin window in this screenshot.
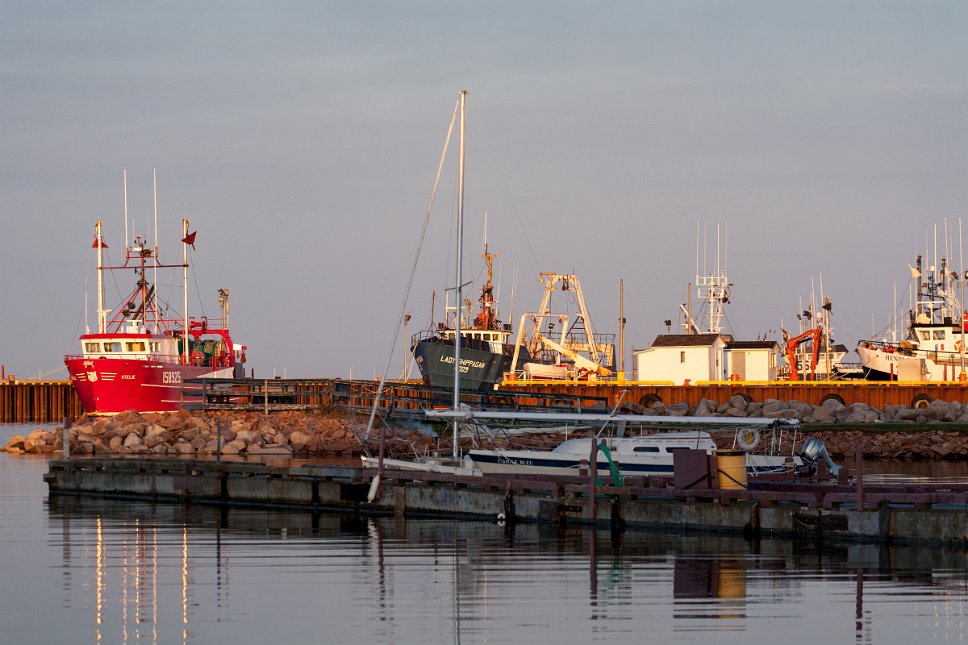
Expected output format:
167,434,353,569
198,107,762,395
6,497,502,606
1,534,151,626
680,351,686,363
933,330,945,340
632,446,660,453
104,342,122,353
149,342,160,352
84,342,100,353
919,331,931,341
666,447,689,453
125,342,146,352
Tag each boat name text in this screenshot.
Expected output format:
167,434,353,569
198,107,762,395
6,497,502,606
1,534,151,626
438,356,487,371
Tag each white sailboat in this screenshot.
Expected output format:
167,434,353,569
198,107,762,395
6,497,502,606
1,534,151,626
426,409,807,478
364,90,483,478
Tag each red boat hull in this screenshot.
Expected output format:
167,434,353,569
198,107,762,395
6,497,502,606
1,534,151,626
66,356,233,415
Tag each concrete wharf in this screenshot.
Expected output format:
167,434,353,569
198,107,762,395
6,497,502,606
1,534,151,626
501,380,968,410
43,456,968,547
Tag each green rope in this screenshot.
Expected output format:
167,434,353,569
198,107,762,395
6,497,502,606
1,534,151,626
594,443,624,488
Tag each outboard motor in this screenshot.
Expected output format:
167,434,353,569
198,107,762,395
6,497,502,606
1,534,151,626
800,437,840,477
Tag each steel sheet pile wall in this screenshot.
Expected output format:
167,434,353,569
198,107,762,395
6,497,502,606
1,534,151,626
0,380,81,423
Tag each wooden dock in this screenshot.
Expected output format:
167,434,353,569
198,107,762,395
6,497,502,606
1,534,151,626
42,456,968,546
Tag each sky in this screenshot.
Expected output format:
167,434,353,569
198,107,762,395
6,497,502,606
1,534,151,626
2,1,967,380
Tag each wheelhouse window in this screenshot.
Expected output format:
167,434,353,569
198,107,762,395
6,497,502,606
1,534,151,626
919,331,931,341
104,342,122,352
149,342,160,352
933,330,945,340
84,342,100,353
125,342,146,352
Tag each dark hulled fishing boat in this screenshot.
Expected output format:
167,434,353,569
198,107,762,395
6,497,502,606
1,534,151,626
411,240,527,391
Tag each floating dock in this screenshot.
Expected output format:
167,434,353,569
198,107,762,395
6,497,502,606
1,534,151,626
43,457,968,547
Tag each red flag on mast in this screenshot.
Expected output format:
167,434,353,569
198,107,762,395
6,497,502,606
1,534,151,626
181,231,197,249
91,236,108,248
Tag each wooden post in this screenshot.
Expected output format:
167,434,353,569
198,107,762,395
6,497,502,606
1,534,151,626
588,438,597,522
62,416,71,458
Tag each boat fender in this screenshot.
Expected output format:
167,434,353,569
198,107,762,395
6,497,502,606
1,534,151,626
367,474,381,503
737,427,761,451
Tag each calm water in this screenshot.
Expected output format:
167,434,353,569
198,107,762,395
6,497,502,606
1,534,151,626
4,423,968,644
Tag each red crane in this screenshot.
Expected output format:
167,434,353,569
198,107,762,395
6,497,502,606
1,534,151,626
786,327,822,381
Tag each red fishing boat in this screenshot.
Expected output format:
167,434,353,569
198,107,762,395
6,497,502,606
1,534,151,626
65,182,246,414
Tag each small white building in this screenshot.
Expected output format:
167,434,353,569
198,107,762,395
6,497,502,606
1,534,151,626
724,340,780,381
632,334,779,383
632,334,729,384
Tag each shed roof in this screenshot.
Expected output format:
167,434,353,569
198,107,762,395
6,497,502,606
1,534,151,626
649,333,731,348
726,340,779,350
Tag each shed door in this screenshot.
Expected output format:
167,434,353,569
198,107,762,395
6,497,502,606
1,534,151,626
732,351,746,377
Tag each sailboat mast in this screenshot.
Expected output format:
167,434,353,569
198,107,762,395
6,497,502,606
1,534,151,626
452,89,467,458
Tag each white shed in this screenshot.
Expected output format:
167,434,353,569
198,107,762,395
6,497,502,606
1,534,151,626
724,340,780,381
632,334,730,384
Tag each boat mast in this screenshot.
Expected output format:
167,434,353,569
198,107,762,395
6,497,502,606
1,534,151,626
475,211,500,330
123,170,129,252
619,278,625,374
95,220,106,333
152,169,159,333
452,89,467,458
182,217,190,363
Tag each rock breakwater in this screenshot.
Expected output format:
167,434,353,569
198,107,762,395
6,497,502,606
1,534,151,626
6,396,968,461
2,409,433,459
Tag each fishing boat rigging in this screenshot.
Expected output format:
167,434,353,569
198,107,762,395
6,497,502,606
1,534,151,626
64,170,246,415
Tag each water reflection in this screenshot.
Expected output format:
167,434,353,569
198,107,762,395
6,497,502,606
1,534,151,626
43,493,968,644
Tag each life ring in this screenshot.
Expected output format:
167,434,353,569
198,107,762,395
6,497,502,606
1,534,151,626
736,427,761,450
